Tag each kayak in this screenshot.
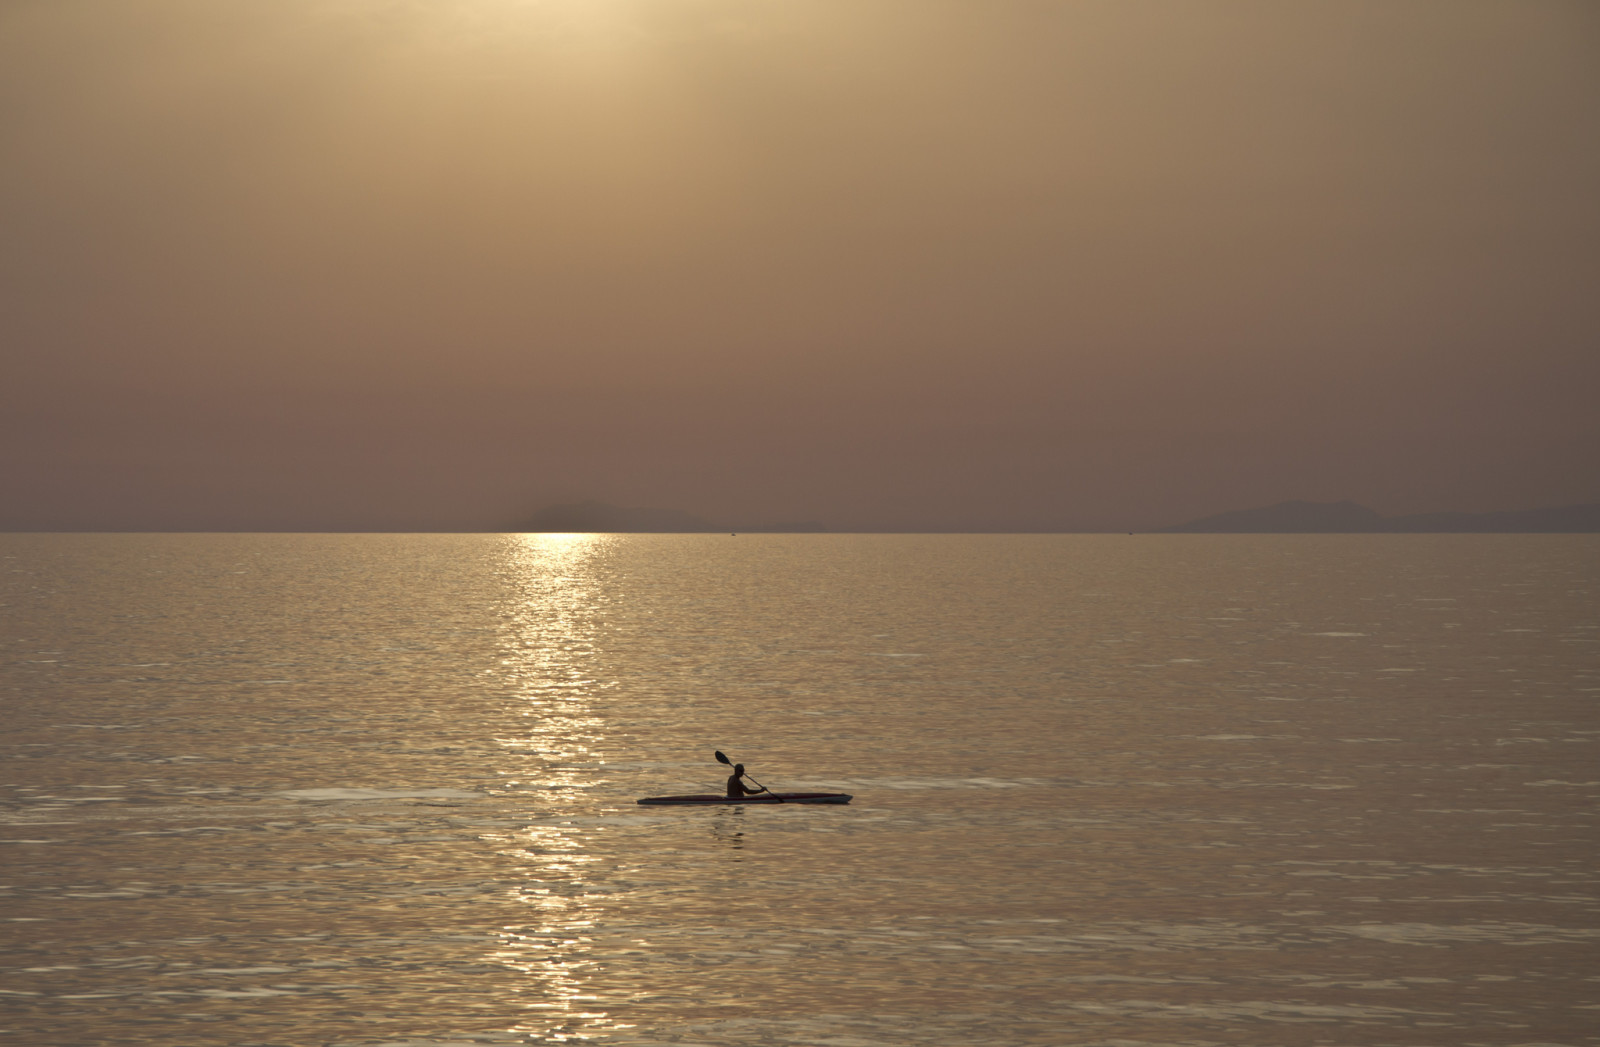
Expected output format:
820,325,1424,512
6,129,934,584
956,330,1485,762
637,792,852,806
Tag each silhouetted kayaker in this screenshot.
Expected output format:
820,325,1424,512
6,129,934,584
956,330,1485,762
726,764,767,799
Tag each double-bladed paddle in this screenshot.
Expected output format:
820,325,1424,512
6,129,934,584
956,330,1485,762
714,750,783,803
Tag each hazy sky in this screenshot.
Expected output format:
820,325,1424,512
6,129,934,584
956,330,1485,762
3,0,1597,531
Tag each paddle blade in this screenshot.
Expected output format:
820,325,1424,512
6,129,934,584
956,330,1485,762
714,750,732,766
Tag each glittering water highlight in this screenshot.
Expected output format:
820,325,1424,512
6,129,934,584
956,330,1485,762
2,533,1596,1045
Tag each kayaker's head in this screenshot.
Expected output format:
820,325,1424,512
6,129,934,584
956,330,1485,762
733,763,745,776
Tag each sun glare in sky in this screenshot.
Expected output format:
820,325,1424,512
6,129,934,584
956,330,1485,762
1,1,1596,531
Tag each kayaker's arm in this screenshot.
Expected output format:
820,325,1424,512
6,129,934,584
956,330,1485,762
726,763,769,799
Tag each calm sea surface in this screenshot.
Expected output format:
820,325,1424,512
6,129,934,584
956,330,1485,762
1,534,1596,1046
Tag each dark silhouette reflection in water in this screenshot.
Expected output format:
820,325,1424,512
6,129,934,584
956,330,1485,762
710,810,746,854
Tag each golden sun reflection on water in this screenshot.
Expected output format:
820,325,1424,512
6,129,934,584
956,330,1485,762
487,533,627,1039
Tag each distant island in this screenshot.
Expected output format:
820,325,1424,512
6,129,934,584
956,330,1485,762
1162,500,1600,533
511,499,1598,534
514,500,826,533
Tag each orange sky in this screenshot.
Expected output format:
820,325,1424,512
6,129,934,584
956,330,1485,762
3,0,1597,530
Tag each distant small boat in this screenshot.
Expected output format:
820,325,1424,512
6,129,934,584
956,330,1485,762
637,792,852,806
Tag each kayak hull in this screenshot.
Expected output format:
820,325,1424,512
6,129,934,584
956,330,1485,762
637,792,852,806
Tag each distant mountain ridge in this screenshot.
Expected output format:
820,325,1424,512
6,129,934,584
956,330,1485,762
514,500,826,533
1163,500,1600,533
